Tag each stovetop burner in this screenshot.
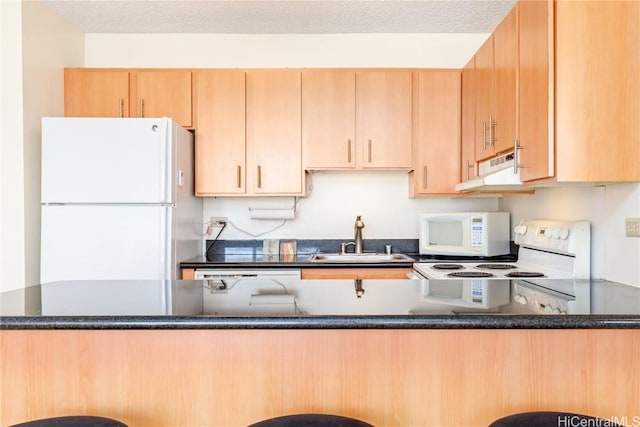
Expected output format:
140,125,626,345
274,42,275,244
505,272,546,278
447,271,495,278
432,264,465,270
475,264,517,270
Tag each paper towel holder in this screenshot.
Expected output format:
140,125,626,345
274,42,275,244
248,198,297,220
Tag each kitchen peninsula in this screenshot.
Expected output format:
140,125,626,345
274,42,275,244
1,279,639,427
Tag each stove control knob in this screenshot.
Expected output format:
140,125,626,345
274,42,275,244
552,228,561,239
514,294,527,305
544,304,553,314
544,228,553,238
514,225,527,235
559,228,570,239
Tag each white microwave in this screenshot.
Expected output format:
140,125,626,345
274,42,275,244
418,212,510,256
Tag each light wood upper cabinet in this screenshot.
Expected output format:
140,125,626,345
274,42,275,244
554,0,639,182
130,70,193,128
64,68,193,128
493,4,518,155
303,70,412,170
64,69,130,118
302,70,356,169
474,36,495,162
195,70,246,196
518,0,554,182
246,70,304,195
518,0,639,183
460,57,477,182
411,70,461,196
356,71,413,169
474,5,518,162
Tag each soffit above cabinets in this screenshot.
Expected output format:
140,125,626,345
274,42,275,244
39,0,517,34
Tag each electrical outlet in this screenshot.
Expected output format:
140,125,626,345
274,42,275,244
625,217,640,238
210,216,227,227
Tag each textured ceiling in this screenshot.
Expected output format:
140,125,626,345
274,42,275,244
39,0,518,34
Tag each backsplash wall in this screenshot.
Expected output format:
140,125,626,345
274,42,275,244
203,171,500,240
500,183,640,286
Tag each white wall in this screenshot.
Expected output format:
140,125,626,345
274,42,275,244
500,183,640,286
0,0,83,291
0,0,26,292
85,33,488,69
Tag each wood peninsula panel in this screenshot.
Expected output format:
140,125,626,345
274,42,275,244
2,329,639,427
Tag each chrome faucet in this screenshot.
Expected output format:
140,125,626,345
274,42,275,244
354,215,365,254
340,215,366,255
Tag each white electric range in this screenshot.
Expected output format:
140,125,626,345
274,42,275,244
412,219,591,314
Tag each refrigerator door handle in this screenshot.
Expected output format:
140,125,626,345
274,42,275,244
158,118,171,203
160,207,172,280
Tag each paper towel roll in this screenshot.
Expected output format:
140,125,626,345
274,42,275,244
249,294,296,305
249,208,295,220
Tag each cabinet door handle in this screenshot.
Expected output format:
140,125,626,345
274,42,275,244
118,98,123,118
368,140,372,163
466,160,475,181
257,165,262,188
513,139,524,174
347,139,352,163
482,122,488,150
139,98,144,118
423,165,428,189
489,116,497,147
237,165,242,188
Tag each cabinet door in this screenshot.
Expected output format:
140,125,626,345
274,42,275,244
493,5,518,155
300,268,412,279
131,70,193,128
518,0,554,182
356,71,413,168
194,70,246,195
555,0,640,181
64,69,129,118
302,70,356,169
246,70,304,195
412,70,461,196
461,57,477,182
474,36,495,161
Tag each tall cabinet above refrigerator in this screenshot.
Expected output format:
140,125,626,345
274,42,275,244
40,117,202,283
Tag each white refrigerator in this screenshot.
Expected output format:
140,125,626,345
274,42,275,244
40,117,202,283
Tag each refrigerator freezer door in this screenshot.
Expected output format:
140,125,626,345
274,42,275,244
41,205,173,283
41,117,172,203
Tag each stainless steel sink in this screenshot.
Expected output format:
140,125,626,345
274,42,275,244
308,253,414,263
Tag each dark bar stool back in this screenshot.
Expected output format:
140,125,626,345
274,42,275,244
489,411,621,427
10,415,128,427
248,414,374,427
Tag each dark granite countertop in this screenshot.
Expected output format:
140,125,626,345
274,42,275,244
180,238,518,269
1,278,638,330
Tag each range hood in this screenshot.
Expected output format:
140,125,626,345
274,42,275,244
455,152,532,193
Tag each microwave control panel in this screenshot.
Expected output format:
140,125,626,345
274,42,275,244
471,218,484,250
